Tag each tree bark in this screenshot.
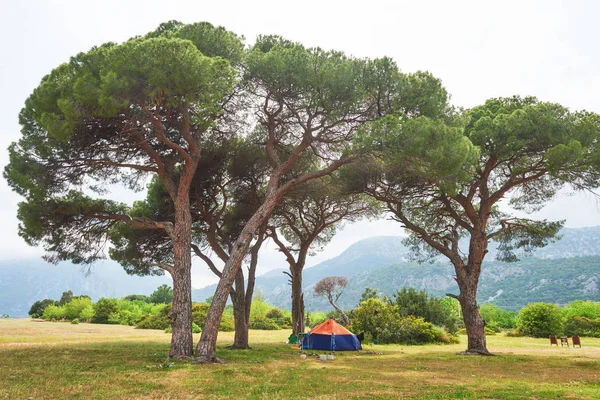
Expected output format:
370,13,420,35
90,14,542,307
454,233,490,355
231,269,250,349
168,203,194,358
456,273,489,355
291,266,305,334
196,195,280,362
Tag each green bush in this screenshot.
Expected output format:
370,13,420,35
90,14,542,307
456,327,497,336
516,302,564,338
136,311,170,330
378,316,437,345
349,298,397,339
71,318,80,324
63,297,94,321
307,312,328,328
563,300,600,320
479,304,516,330
92,298,119,324
190,302,234,332
563,315,600,337
42,304,65,321
392,288,460,334
29,299,56,318
249,316,280,330
192,322,201,334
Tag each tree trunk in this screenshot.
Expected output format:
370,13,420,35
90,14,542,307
196,196,280,362
291,267,305,334
231,269,249,349
331,302,350,326
168,204,194,358
456,275,489,355
455,234,490,355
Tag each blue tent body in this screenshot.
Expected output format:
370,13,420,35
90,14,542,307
301,319,362,351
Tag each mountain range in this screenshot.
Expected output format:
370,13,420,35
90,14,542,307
3,226,600,317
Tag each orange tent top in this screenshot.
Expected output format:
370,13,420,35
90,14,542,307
309,318,355,335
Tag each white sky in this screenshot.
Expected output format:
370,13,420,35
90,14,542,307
1,0,600,288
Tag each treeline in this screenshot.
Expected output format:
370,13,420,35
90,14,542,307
27,287,333,333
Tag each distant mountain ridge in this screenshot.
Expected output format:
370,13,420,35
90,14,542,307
192,226,600,312
3,226,600,317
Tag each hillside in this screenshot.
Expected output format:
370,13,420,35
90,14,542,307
194,226,600,312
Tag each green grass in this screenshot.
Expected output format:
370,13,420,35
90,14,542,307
2,319,600,399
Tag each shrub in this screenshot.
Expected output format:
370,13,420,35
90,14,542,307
349,298,397,340
378,316,439,345
71,318,80,324
219,316,235,332
307,312,328,328
392,288,460,334
516,302,564,338
190,303,234,332
456,327,497,336
479,304,516,330
563,315,600,337
92,298,119,324
136,312,170,330
249,293,271,320
150,285,174,304
563,300,600,320
63,297,94,321
192,322,201,334
42,304,66,321
29,299,56,318
249,316,280,330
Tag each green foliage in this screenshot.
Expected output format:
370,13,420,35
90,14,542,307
249,316,280,330
123,294,150,303
42,305,64,321
136,304,170,330
307,312,328,328
92,298,119,324
349,298,398,339
58,291,73,306
63,297,94,321
351,297,453,344
192,322,202,334
392,288,459,333
563,300,600,320
149,285,174,304
250,293,271,320
358,287,380,305
563,316,600,338
71,318,80,324
479,304,516,330
28,299,56,318
517,302,564,338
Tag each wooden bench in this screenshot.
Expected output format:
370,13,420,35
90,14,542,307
549,335,558,346
572,335,582,348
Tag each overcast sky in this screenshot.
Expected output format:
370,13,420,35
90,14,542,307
1,0,600,288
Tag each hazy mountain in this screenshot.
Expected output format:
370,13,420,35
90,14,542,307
4,227,600,317
0,259,171,317
192,226,600,312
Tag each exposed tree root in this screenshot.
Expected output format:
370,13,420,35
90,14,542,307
456,349,495,356
194,355,225,364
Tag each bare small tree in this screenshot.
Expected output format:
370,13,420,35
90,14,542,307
313,276,350,325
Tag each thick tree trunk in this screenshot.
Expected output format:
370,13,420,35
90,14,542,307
457,276,489,355
455,234,490,355
168,205,194,358
291,267,305,334
231,269,249,349
196,196,280,362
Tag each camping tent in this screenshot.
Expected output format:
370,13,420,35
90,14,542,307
302,319,362,351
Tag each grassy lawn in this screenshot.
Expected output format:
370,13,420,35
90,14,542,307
2,319,600,399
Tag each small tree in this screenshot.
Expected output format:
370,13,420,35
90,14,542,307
150,284,174,304
58,291,73,306
313,276,350,325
